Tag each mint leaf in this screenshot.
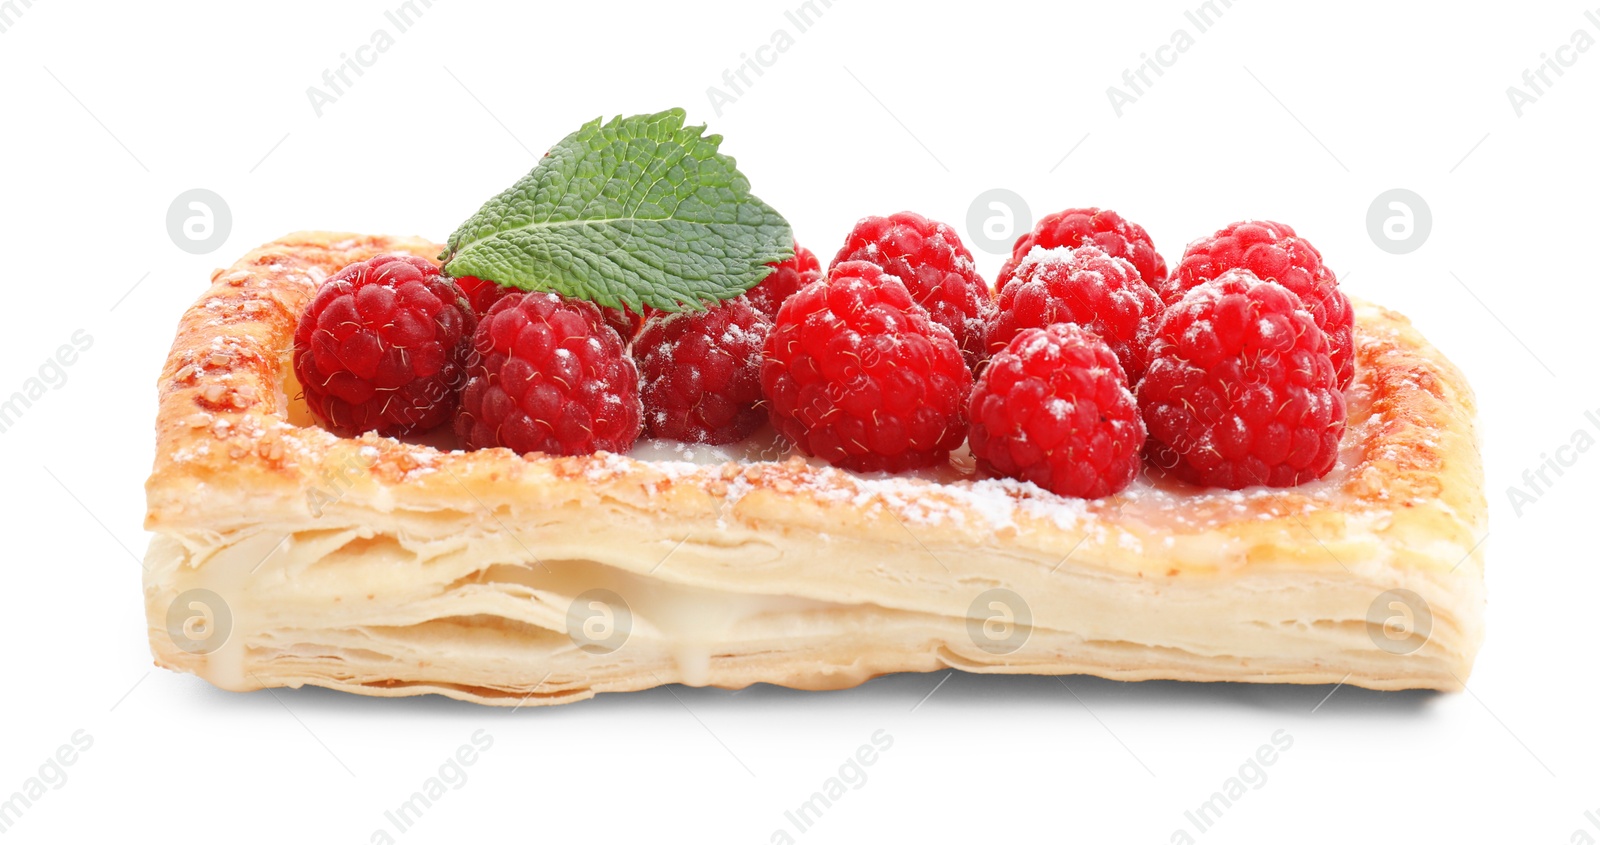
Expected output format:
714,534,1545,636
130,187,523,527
439,108,793,312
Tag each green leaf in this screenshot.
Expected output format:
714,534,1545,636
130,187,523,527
439,108,793,312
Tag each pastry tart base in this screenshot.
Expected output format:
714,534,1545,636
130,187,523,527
143,232,1486,705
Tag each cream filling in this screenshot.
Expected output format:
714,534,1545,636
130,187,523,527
152,528,847,691
144,512,1477,697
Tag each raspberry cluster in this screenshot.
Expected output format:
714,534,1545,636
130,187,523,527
293,208,1354,498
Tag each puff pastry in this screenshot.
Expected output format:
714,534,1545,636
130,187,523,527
142,232,1487,705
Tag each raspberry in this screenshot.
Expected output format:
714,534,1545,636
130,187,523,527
635,297,771,444
997,208,1166,291
761,261,972,472
969,324,1145,499
453,275,515,317
1164,220,1354,389
745,242,821,319
830,212,991,368
454,291,642,455
985,245,1163,383
1138,269,1346,489
292,254,475,436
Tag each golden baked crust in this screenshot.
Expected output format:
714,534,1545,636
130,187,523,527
142,232,1487,704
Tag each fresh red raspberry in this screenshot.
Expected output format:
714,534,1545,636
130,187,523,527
1164,220,1354,389
745,242,821,319
453,275,514,317
454,291,642,455
831,212,991,369
985,245,1163,383
761,261,972,472
997,208,1166,292
635,297,771,444
969,324,1144,498
1138,269,1346,489
292,254,475,436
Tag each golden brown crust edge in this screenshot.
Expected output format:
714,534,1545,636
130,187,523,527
143,232,1487,700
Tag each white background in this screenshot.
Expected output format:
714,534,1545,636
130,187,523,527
1,0,1596,841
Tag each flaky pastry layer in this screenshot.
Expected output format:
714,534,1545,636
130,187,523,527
142,232,1487,704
